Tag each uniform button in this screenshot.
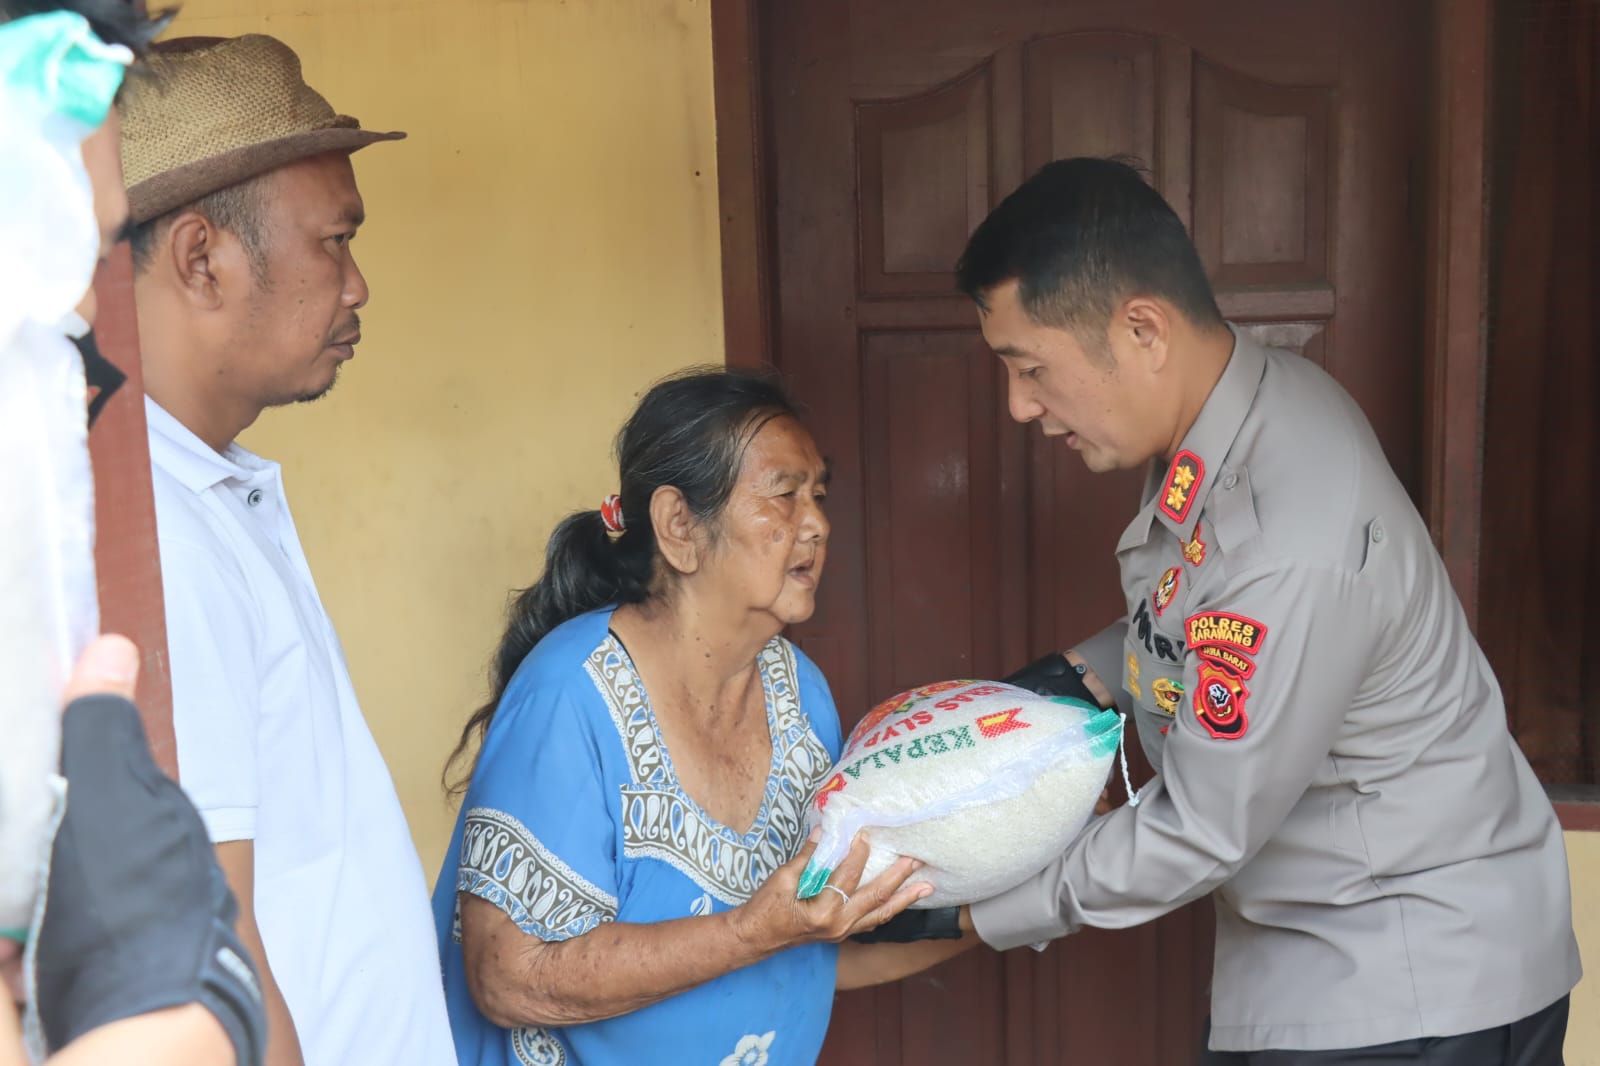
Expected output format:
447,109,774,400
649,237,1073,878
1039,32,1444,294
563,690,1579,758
247,489,264,507
1222,473,1238,490
1371,520,1384,543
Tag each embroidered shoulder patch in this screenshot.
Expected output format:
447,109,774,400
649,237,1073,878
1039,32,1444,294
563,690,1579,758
1159,450,1205,523
1194,662,1249,740
1196,645,1256,679
1185,611,1268,655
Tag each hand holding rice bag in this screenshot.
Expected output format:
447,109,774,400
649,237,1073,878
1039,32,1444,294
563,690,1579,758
797,680,1122,908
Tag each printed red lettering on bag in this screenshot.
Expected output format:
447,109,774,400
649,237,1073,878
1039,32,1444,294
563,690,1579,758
813,773,846,810
976,708,1031,739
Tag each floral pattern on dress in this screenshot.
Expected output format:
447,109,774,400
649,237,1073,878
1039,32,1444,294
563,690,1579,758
719,1030,776,1066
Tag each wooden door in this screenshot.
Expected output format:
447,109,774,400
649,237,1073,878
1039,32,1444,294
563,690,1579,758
760,0,1427,1061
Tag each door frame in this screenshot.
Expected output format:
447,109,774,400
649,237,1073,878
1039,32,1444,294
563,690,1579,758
709,0,1599,829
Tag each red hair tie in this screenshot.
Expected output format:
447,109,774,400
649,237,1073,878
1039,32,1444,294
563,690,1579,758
600,494,626,534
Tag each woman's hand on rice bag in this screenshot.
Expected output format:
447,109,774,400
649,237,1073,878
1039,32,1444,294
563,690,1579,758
734,831,931,953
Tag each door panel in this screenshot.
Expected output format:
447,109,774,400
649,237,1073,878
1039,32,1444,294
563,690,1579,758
763,1,1426,1060
862,333,1019,690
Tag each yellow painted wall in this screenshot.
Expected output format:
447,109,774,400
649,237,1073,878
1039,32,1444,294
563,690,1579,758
1569,832,1600,1065
151,3,1600,1061
162,0,724,878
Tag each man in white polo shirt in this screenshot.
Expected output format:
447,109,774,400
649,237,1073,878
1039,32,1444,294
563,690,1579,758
118,34,456,1066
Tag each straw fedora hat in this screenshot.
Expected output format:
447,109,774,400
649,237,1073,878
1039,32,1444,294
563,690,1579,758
119,34,404,225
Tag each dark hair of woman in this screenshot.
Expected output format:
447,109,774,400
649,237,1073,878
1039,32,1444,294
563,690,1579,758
443,366,802,793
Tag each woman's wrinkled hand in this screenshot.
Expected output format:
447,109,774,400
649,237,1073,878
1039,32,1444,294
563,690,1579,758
732,832,931,955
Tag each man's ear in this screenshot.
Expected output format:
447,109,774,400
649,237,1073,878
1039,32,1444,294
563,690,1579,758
1118,296,1173,374
650,485,704,576
165,213,230,311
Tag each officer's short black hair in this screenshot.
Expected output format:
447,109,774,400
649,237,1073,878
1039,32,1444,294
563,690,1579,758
956,157,1224,346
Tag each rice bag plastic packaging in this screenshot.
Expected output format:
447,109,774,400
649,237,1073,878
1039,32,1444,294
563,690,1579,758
0,11,129,941
797,680,1122,908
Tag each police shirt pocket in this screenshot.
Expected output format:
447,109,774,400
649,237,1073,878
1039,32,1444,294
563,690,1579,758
1328,790,1370,859
1358,517,1386,574
1123,633,1183,737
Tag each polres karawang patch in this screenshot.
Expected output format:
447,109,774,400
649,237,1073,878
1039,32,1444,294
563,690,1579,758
1185,611,1268,656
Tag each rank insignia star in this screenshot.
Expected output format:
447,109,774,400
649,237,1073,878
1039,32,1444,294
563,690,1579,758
1159,450,1205,523
1182,521,1207,567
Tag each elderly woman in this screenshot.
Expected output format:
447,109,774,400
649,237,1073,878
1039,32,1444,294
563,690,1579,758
435,369,942,1066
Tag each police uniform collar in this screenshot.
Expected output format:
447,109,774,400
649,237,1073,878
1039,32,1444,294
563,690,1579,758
1116,324,1267,552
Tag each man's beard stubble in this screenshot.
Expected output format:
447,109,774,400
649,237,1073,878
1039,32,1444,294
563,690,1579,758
287,311,359,406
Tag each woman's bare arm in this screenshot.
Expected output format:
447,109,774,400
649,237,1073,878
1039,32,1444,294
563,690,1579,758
462,835,928,1028
835,907,977,990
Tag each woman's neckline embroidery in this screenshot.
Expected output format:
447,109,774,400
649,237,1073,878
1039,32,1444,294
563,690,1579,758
600,629,785,843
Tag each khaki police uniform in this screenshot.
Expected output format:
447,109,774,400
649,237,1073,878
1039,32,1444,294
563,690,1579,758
971,328,1581,1053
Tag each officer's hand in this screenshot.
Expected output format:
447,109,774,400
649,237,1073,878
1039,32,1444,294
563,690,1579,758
1002,651,1113,708
849,904,966,944
36,636,267,1066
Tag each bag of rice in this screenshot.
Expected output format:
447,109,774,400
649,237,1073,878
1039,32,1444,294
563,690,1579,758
796,680,1122,908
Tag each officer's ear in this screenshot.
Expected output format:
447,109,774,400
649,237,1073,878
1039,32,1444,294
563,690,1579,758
1114,296,1172,376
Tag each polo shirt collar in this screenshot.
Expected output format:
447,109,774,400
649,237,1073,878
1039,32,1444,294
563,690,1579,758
1116,324,1268,553
144,395,261,494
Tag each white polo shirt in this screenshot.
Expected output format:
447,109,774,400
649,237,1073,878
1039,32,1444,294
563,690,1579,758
145,397,457,1066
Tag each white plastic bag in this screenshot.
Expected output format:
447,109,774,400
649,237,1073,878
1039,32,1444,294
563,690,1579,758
0,11,125,939
798,680,1121,907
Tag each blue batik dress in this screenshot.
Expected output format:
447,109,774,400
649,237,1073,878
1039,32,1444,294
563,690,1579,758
433,608,842,1066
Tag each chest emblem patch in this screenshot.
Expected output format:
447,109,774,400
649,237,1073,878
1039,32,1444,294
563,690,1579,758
1159,450,1205,524
1152,677,1184,716
1194,663,1249,739
1152,567,1181,615
1181,522,1207,567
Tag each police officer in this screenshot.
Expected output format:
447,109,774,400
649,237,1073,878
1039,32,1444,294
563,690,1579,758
864,158,1581,1064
